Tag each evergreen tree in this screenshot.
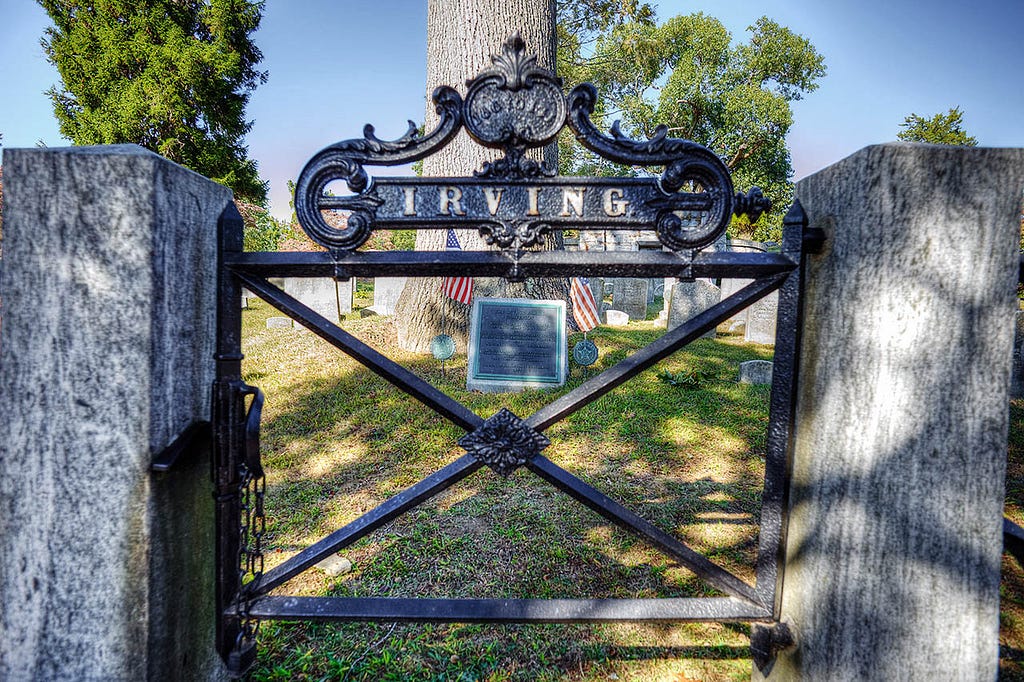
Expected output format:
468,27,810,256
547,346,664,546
897,107,978,146
39,0,268,203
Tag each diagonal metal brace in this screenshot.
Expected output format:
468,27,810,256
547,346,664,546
526,273,789,432
527,456,759,604
234,272,482,433
251,455,483,595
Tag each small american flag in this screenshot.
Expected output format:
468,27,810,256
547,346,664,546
442,229,473,305
570,277,599,332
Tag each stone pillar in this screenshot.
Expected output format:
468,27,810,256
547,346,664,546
0,145,230,680
758,144,1024,680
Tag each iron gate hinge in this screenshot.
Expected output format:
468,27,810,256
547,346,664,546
750,621,795,675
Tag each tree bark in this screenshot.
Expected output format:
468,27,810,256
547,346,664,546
394,0,566,353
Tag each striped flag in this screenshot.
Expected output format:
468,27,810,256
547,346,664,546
442,228,473,305
570,277,600,332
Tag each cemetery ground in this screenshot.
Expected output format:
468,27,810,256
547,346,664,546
239,293,1024,681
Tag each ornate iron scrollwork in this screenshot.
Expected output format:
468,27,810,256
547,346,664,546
477,219,552,250
293,86,463,251
458,408,551,476
565,87,735,250
293,33,764,254
464,32,563,179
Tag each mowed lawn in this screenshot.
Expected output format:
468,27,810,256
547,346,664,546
239,297,1024,681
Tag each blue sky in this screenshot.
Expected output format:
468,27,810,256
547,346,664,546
2,0,1022,222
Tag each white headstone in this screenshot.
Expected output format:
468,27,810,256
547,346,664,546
744,291,779,345
283,277,351,323
367,276,407,316
604,309,629,326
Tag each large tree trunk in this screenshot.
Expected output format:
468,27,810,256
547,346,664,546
394,0,566,353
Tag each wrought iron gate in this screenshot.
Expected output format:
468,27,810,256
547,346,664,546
213,34,820,676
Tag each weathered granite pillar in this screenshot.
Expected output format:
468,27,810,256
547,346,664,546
757,144,1024,680
0,146,230,680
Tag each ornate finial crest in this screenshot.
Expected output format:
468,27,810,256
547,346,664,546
292,34,764,254
463,33,564,178
478,32,536,91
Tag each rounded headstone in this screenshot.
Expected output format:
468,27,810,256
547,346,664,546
667,280,721,338
315,555,353,577
266,317,293,329
738,360,773,385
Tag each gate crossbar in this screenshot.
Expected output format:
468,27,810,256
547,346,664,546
224,249,796,281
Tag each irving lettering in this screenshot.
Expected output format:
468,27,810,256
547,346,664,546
390,183,634,220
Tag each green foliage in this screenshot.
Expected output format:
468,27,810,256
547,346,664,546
897,107,978,146
656,368,711,389
38,0,269,203
557,8,826,241
237,201,288,252
556,0,656,87
392,230,416,250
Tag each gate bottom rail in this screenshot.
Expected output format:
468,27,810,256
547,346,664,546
240,596,773,623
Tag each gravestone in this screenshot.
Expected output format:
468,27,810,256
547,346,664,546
282,277,352,323
367,276,407,316
718,241,768,333
719,277,751,333
587,277,606,318
660,234,728,320
605,309,629,326
266,317,293,329
744,291,778,345
667,280,720,339
647,278,664,304
611,278,649,321
467,299,567,393
738,360,773,384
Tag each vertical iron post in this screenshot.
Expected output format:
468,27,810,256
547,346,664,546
212,203,246,667
753,200,811,616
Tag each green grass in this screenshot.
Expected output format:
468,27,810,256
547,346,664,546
1001,400,1024,680
239,298,1024,680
